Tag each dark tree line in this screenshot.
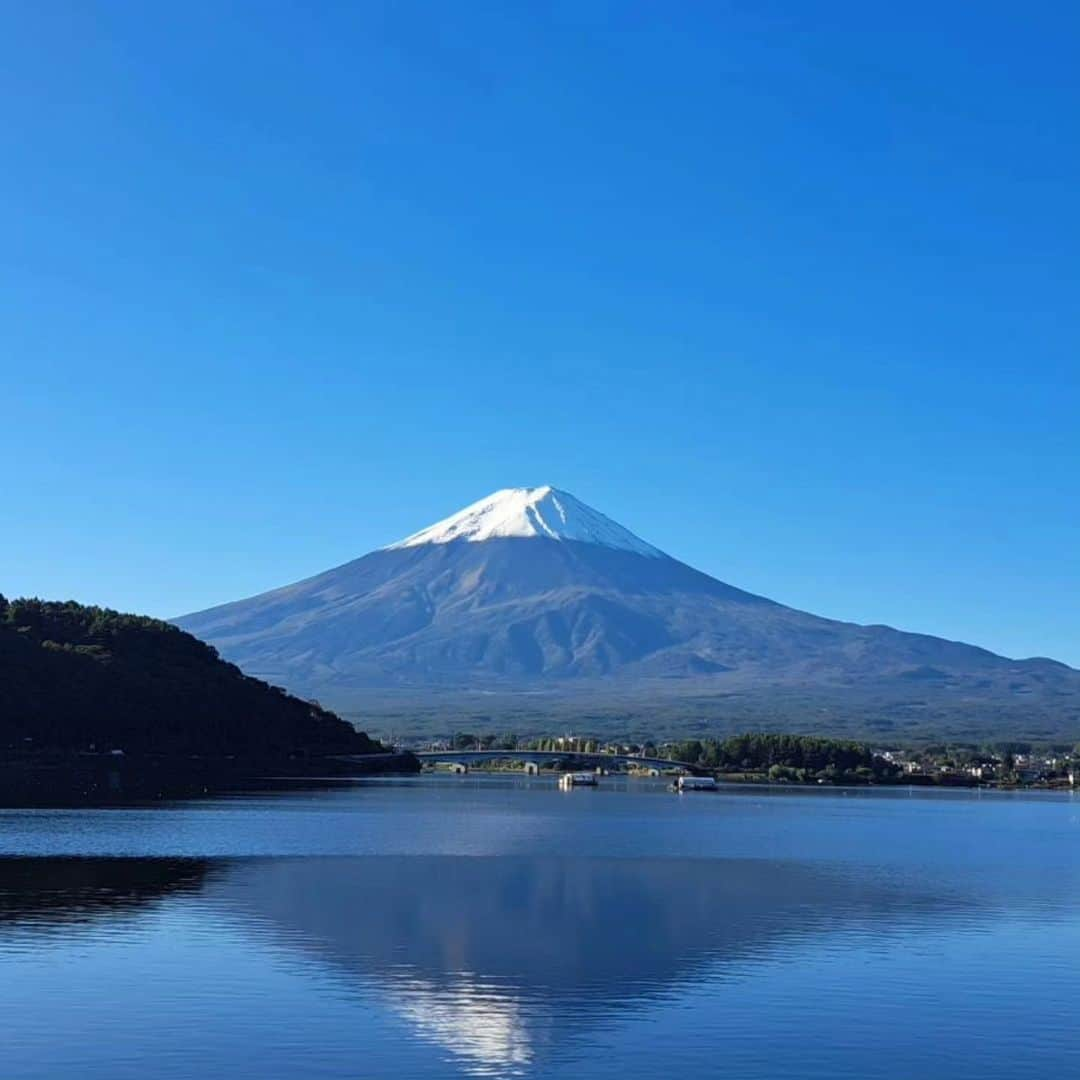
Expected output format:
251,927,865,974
0,596,384,759
663,733,897,780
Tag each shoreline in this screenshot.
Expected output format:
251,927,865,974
0,751,420,808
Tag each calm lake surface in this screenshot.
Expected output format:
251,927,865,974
2,777,1078,1079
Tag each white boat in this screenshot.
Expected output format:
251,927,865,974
559,772,597,789
675,776,718,792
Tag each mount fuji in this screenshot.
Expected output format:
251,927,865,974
176,487,1080,739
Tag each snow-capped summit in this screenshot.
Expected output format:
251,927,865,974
384,486,666,558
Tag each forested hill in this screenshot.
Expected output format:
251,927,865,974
0,596,382,758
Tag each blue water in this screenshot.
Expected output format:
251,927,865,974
1,777,1078,1079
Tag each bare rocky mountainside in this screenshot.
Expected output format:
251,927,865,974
176,488,1080,741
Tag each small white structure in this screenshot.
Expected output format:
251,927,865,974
559,772,597,789
676,776,717,792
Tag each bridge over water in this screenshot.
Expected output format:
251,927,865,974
414,749,707,775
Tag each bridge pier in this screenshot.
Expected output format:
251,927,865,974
523,762,539,776
450,762,468,774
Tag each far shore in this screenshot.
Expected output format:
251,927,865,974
3,743,1075,809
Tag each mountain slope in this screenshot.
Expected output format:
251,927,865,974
176,487,1080,738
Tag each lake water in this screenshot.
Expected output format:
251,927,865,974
1,776,1078,1079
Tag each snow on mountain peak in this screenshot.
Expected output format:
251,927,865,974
384,486,666,557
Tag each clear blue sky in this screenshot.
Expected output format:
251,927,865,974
3,2,1078,664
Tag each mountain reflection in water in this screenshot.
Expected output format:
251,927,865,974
1,854,964,1073
1,833,1078,1080
203,856,978,1072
